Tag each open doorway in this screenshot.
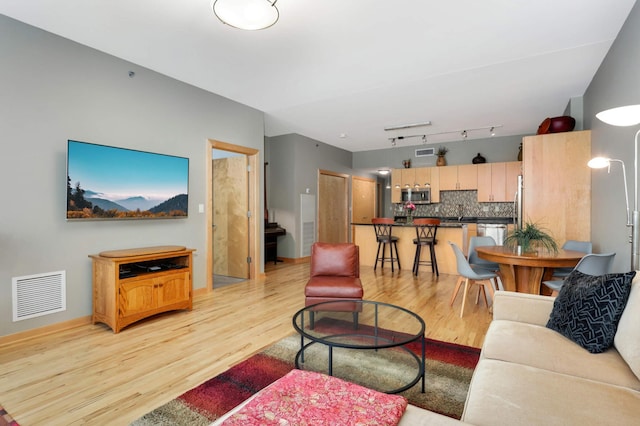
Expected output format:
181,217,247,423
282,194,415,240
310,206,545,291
206,140,259,291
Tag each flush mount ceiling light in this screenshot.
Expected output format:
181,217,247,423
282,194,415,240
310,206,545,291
212,0,279,31
378,169,390,175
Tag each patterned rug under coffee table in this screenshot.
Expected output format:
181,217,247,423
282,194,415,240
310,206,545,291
131,333,480,425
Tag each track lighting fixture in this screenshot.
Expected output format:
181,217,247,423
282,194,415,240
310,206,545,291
388,125,502,146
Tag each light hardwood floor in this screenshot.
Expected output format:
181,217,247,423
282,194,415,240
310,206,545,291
0,262,492,425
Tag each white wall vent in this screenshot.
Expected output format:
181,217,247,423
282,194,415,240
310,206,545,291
415,147,435,157
12,270,66,321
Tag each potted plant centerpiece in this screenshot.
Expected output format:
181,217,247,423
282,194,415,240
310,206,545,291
504,221,558,254
436,146,448,166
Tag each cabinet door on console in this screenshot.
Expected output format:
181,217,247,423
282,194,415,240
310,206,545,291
156,272,190,308
119,279,156,318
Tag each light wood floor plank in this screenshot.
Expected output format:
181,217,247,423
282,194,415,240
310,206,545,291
0,262,491,425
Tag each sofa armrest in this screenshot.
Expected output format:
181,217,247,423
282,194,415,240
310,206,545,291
492,291,556,326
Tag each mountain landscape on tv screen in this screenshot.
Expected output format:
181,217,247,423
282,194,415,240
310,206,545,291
67,183,188,219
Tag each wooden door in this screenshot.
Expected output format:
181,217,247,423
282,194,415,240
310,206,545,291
213,156,249,278
352,176,376,224
318,170,349,243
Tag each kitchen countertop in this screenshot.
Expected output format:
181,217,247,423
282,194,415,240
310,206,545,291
351,217,514,227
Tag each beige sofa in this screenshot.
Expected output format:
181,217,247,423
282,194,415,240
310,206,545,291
461,277,640,425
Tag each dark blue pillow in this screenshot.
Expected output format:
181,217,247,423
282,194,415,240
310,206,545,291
546,270,635,353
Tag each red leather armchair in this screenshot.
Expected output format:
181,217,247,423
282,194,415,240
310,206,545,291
304,242,364,307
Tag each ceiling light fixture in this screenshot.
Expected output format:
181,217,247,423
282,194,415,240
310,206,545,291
388,125,503,146
384,121,432,131
378,169,390,175
212,0,279,31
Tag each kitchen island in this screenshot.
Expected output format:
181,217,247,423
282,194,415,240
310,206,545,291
352,221,475,275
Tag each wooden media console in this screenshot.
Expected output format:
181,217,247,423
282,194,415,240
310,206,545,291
89,245,195,333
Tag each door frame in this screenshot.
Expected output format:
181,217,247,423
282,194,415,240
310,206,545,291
207,139,260,292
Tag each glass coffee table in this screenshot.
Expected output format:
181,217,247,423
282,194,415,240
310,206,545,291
292,300,425,394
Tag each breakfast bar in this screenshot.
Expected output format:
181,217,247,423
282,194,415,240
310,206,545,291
352,221,473,275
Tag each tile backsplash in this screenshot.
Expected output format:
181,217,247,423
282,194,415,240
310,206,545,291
395,190,514,218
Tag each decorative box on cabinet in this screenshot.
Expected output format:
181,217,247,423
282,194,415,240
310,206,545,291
89,245,195,333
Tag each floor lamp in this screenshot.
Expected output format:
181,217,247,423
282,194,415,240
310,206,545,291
593,104,640,271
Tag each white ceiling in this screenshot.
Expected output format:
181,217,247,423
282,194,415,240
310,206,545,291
1,0,636,152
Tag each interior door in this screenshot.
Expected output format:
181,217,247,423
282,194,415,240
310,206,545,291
352,176,376,224
213,155,249,278
318,170,349,243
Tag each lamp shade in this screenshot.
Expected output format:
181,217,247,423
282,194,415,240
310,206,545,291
213,0,279,30
587,157,611,169
596,105,640,127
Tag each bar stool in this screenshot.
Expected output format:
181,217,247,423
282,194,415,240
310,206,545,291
372,218,401,271
412,218,440,276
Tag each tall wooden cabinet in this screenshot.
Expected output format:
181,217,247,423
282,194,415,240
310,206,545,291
90,245,194,333
523,130,591,244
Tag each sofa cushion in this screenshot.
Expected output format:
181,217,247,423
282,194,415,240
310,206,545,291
481,319,640,390
462,359,640,426
615,275,640,380
546,270,635,353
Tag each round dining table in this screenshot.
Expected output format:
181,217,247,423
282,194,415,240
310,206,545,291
475,246,586,294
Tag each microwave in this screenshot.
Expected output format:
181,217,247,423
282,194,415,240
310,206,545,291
401,188,431,204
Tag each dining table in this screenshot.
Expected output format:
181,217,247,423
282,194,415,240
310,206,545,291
475,246,586,295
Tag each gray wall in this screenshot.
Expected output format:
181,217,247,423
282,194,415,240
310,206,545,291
0,16,265,337
353,134,524,170
584,1,640,273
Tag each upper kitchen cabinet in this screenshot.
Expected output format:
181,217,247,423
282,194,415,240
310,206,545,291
439,164,478,190
477,161,522,202
391,169,402,203
401,168,416,188
522,130,591,244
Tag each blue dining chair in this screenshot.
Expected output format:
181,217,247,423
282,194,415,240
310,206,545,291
543,252,616,296
449,242,498,317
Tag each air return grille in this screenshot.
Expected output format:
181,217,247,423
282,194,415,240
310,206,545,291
12,270,66,321
415,147,435,157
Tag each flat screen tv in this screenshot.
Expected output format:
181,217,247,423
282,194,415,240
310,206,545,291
66,140,189,220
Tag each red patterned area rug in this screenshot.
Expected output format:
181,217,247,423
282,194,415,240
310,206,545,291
0,405,19,426
131,331,480,425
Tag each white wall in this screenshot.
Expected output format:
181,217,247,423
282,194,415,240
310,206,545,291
0,16,265,336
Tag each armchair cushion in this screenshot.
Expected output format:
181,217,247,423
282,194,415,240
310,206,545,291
310,242,359,278
546,270,635,353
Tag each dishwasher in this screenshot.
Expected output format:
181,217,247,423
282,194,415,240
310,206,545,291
477,223,507,245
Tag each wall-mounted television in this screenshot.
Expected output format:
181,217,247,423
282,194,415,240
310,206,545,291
66,140,189,220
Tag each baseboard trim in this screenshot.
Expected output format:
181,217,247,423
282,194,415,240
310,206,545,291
278,257,310,264
0,316,92,347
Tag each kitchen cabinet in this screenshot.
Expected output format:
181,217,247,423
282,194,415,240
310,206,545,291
428,167,440,203
391,169,402,203
90,246,194,333
401,168,416,188
523,130,591,244
477,161,522,202
439,164,478,190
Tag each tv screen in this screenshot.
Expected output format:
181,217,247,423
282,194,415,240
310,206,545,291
66,140,189,220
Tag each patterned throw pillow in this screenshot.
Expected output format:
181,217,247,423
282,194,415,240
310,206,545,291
546,270,635,353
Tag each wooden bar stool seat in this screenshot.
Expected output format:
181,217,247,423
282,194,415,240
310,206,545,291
412,218,440,276
372,218,401,272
